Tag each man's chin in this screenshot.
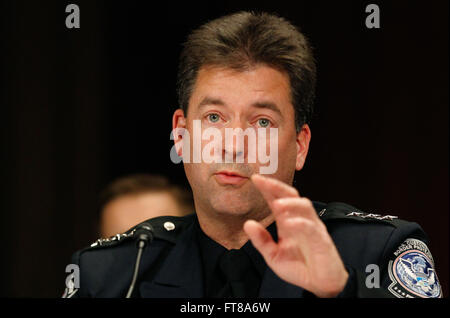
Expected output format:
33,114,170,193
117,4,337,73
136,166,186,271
200,180,265,216
209,198,259,218
212,208,252,218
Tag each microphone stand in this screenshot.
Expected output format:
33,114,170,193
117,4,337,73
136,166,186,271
126,223,154,298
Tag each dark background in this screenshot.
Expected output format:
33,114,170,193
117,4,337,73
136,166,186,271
1,0,448,297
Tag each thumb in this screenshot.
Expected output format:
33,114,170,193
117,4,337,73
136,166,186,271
244,220,278,262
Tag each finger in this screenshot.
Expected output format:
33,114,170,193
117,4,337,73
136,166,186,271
251,174,299,209
272,197,318,221
276,216,317,240
243,220,278,262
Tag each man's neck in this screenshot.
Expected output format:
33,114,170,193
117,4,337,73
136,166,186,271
196,209,275,250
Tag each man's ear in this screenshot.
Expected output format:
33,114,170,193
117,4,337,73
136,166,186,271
172,109,187,157
295,124,311,171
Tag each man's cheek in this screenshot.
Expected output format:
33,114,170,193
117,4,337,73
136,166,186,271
257,128,279,174
201,128,223,163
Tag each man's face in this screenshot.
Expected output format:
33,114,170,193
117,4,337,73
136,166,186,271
173,64,310,218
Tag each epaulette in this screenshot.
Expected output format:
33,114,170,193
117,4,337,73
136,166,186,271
318,201,411,228
87,214,194,250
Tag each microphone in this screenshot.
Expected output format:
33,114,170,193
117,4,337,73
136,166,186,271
125,222,154,298
134,223,154,248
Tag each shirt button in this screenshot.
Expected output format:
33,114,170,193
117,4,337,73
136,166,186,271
164,221,175,231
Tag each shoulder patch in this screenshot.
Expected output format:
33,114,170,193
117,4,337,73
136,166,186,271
62,272,79,298
388,238,442,298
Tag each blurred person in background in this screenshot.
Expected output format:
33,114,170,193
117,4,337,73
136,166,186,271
98,174,194,238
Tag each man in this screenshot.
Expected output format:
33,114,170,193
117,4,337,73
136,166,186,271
98,174,194,238
63,11,441,298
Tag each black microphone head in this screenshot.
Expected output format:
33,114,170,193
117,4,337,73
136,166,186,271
134,222,154,247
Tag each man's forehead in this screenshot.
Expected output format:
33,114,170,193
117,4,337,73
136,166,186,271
188,65,293,113
195,64,290,85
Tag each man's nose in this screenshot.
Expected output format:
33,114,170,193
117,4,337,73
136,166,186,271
222,120,248,163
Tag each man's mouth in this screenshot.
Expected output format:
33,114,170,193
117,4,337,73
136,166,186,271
214,170,248,185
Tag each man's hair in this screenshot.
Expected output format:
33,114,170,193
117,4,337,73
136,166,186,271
99,174,194,215
177,11,316,130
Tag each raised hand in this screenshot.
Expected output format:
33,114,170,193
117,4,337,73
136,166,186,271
243,174,349,297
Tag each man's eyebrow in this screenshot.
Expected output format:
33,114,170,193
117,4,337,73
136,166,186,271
198,97,226,109
197,97,282,116
251,101,282,116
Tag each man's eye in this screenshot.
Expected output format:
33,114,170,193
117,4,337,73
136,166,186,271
208,113,220,123
257,118,271,128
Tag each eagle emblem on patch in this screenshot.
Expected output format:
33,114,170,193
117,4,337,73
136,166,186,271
388,238,441,298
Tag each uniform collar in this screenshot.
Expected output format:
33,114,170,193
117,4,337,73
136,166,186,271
139,214,309,298
196,219,274,279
